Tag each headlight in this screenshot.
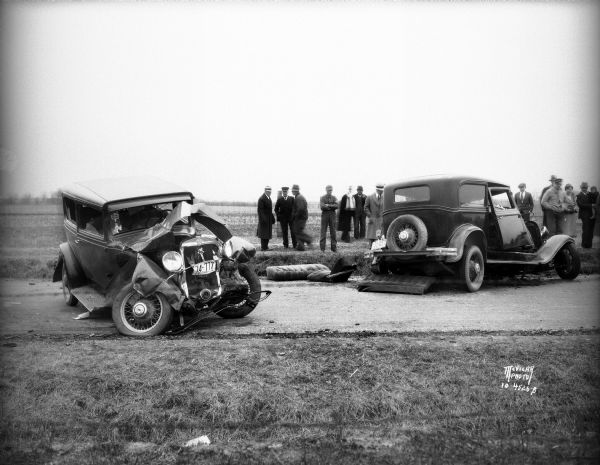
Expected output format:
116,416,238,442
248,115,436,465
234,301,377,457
222,240,233,258
162,251,184,272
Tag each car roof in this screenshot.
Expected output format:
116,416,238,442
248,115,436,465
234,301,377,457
60,176,194,208
385,174,510,190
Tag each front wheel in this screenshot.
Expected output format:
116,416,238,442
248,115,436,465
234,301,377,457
458,244,485,292
112,285,173,336
554,243,580,280
217,264,261,319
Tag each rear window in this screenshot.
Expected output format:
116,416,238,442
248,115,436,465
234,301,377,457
394,186,430,203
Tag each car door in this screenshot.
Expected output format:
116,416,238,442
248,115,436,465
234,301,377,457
73,203,115,289
488,188,532,250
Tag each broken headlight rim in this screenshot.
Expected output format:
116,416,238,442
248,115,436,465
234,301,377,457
162,251,184,272
222,240,233,259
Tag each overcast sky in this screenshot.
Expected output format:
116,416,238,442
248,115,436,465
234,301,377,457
1,1,598,201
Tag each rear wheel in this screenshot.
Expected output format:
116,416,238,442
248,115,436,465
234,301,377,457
386,215,428,252
61,264,78,306
554,243,580,280
112,285,173,336
458,244,485,292
217,264,261,319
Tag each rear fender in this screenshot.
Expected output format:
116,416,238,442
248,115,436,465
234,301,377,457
446,225,487,263
53,243,86,287
534,235,575,265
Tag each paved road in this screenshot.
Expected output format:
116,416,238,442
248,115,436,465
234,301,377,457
1,276,599,337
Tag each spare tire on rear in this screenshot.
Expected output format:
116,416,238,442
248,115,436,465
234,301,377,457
386,215,428,251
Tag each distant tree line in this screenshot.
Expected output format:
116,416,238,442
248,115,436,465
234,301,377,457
0,192,61,205
0,193,259,207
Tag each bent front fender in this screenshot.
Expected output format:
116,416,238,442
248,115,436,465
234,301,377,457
446,224,487,263
131,255,185,310
229,236,256,263
534,235,575,265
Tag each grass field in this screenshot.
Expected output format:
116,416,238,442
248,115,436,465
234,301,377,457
1,334,599,464
0,203,371,279
2,203,599,279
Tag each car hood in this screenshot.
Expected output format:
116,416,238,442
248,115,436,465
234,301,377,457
109,201,232,252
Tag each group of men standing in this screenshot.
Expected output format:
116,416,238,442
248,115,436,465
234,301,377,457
256,184,385,252
256,184,312,251
516,175,598,248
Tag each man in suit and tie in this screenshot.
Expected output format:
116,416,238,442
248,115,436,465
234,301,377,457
365,183,385,247
514,182,534,222
274,186,296,249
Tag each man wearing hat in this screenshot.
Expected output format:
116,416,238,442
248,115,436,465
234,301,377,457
319,185,338,252
353,185,367,239
514,182,534,222
576,182,595,248
274,186,296,249
365,183,385,246
541,176,565,236
291,184,312,251
540,175,558,228
257,186,275,251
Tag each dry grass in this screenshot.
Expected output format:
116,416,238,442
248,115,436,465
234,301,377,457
1,334,599,464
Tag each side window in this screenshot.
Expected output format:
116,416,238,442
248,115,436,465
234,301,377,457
77,204,104,236
63,198,77,224
394,185,430,203
459,184,486,208
490,190,514,211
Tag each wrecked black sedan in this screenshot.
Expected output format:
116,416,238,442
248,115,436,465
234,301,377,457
53,177,264,336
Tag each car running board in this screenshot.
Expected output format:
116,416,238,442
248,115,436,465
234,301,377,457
70,286,111,315
357,275,436,295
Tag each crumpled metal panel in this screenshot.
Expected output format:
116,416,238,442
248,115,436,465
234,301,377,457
131,255,185,310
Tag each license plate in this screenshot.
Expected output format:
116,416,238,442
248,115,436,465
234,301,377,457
192,261,217,275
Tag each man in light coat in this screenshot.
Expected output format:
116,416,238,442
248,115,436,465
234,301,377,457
365,183,384,246
541,177,565,236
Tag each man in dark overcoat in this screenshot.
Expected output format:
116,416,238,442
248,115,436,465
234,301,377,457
337,186,355,243
576,182,595,248
514,182,534,222
353,185,367,239
257,186,275,251
274,186,296,249
291,184,312,251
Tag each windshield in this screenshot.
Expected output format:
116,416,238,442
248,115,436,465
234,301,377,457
110,202,173,235
109,201,232,252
